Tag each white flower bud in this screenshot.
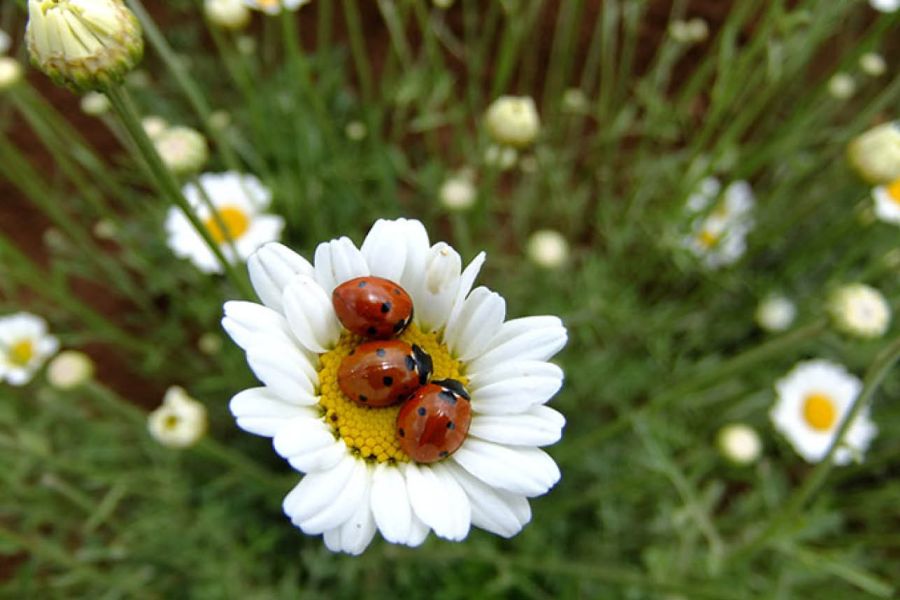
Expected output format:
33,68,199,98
484,144,518,170
847,121,900,184
248,242,314,311
717,424,762,466
416,242,462,332
345,120,368,141
484,96,540,148
828,73,856,100
685,18,709,42
141,115,168,139
93,218,118,239
755,295,796,332
198,333,223,355
869,0,899,13
243,0,311,15
205,0,251,29
527,230,569,269
208,110,232,131
439,175,476,211
561,88,589,113
154,126,208,176
828,283,891,339
26,0,144,92
47,350,95,390
859,52,887,77
80,91,110,116
148,386,207,448
0,57,23,91
0,29,11,54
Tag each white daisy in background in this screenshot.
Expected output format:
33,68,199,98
870,0,899,12
148,386,208,448
827,283,891,339
0,313,59,386
755,294,797,332
165,171,285,274
682,177,755,269
243,0,310,15
222,218,567,554
771,360,876,465
847,121,900,185
716,423,762,466
872,177,900,225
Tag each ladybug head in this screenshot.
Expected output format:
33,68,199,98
433,378,471,401
411,344,434,385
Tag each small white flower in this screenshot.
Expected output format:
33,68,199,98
0,29,10,54
872,178,900,225
847,121,900,185
717,423,762,465
859,52,887,77
484,144,518,170
0,57,23,91
243,0,311,15
148,386,208,448
47,350,94,390
154,126,209,176
345,120,368,141
26,0,144,91
484,96,540,148
828,72,856,100
869,0,899,12
682,178,755,269
756,295,796,332
439,174,477,212
828,283,891,339
0,313,59,386
141,116,168,139
166,171,285,273
527,230,569,269
205,0,251,29
771,360,876,464
222,218,567,554
80,91,111,116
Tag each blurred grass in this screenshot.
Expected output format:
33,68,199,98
1,0,900,597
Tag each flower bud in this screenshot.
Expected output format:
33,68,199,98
527,230,569,269
755,295,796,332
859,52,886,77
439,174,476,212
26,0,144,92
205,0,250,29
847,121,900,184
47,350,95,390
80,91,110,116
717,424,762,466
0,57,24,91
154,126,208,176
484,95,540,148
0,29,11,54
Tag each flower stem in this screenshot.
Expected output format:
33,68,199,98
104,85,253,299
724,334,900,566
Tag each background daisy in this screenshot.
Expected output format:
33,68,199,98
0,312,59,386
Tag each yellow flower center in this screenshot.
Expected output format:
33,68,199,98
163,414,181,430
317,324,466,464
204,205,250,245
698,229,720,249
887,178,900,206
8,339,35,367
802,392,837,432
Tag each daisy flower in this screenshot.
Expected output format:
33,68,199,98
243,0,310,15
828,283,891,339
682,177,755,269
148,386,208,448
165,172,285,273
872,177,900,225
771,360,876,465
0,313,59,386
222,218,567,554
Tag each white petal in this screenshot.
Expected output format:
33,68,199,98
246,342,317,402
360,219,409,283
443,287,506,361
314,237,369,293
248,242,314,312
405,515,430,547
469,406,565,446
229,387,317,437
444,252,486,331
442,461,531,538
273,417,346,473
468,360,563,389
467,317,567,373
469,369,564,415
283,276,341,353
396,220,431,291
412,243,462,333
452,439,561,497
404,462,471,541
286,455,368,534
222,301,293,350
370,463,413,544
331,474,377,555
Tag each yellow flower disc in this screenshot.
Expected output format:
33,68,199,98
887,178,900,206
802,392,837,432
317,324,466,464
8,339,35,367
205,206,250,244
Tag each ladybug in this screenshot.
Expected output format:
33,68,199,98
338,341,433,408
396,379,472,463
332,276,414,339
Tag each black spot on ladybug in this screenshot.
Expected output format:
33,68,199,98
383,376,393,387
358,394,368,403
439,390,457,404
358,281,367,288
381,302,391,314
348,349,355,355
417,407,426,416
405,355,416,371
393,288,401,295
398,428,405,437
439,451,449,458
376,348,386,357
447,421,455,430
367,326,377,336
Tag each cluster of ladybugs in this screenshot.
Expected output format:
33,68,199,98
332,276,472,463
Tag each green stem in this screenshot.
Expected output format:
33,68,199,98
726,335,900,566
104,85,253,299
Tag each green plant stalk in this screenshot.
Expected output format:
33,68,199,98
341,0,375,103
726,334,900,566
104,85,253,300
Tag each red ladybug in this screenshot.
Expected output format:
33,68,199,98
396,379,472,463
338,341,433,408
332,276,414,339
